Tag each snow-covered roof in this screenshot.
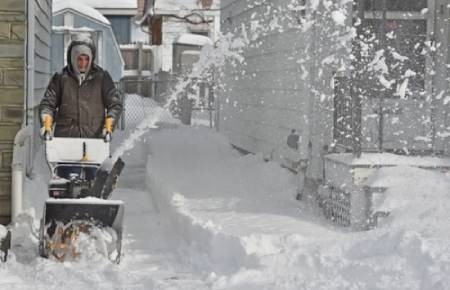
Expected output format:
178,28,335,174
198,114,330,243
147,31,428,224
76,0,137,9
175,34,213,46
52,26,95,32
53,0,111,25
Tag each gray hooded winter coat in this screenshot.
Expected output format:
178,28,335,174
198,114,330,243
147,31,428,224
39,36,122,138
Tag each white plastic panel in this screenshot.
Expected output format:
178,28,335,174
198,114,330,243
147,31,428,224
45,137,110,164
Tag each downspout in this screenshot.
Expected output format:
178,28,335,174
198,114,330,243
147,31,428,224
11,126,33,219
11,0,36,219
26,0,35,126
430,0,438,152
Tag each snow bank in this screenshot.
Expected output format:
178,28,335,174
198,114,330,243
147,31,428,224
146,126,450,289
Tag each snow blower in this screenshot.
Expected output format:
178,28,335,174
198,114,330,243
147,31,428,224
38,137,125,263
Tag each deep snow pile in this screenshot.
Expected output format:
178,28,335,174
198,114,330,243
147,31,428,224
146,126,450,290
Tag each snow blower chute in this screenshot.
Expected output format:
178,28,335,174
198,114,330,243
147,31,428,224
38,137,125,263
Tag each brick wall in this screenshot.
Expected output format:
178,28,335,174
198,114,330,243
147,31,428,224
0,0,25,225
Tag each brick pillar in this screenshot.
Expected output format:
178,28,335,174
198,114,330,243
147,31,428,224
0,0,26,225
137,0,146,16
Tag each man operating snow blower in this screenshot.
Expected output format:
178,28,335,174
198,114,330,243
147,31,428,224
36,34,125,263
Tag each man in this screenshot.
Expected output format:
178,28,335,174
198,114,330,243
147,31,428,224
39,34,122,141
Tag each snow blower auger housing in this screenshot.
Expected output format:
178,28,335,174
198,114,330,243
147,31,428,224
39,137,125,263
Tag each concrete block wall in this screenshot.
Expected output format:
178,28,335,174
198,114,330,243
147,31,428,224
0,0,26,225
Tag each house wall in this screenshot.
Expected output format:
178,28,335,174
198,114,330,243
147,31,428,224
0,0,26,225
32,0,52,109
155,6,220,73
218,0,352,181
0,0,52,225
160,16,190,72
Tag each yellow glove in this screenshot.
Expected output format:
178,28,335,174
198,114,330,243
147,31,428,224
103,117,114,142
40,114,53,140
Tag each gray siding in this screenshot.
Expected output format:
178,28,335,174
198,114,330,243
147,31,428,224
0,0,26,224
33,0,52,106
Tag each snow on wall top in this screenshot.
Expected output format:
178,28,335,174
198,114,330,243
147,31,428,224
176,34,213,46
181,50,201,55
53,0,111,25
153,0,219,12
326,152,450,168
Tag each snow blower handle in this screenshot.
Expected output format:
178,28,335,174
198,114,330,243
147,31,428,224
103,117,113,143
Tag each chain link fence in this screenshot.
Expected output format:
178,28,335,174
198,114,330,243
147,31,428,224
116,77,217,131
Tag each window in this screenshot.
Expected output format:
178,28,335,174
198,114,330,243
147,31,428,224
106,16,131,44
121,48,152,71
364,0,427,12
121,49,138,70
141,50,152,71
361,19,427,98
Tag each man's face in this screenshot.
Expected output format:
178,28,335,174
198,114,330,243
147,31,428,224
77,54,90,72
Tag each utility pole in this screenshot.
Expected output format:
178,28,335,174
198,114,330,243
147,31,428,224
378,0,387,152
351,0,364,158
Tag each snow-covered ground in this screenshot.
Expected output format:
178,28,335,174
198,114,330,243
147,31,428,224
1,94,450,289
144,126,450,290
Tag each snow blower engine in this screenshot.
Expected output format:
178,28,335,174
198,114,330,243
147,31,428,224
38,137,125,263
